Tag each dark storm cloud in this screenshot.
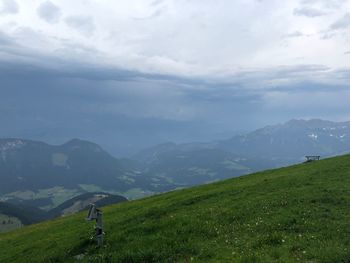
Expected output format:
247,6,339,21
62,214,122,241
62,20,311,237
1,29,350,155
0,46,260,145
1,54,348,120
1,58,248,155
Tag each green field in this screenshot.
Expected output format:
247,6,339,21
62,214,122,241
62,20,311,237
1,155,350,262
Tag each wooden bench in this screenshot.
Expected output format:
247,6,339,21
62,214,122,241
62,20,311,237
305,156,320,162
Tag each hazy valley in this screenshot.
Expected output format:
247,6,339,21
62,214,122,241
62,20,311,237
1,119,350,235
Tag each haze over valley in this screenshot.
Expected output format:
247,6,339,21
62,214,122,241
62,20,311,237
1,118,350,212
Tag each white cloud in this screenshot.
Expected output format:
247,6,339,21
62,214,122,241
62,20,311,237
65,15,95,36
0,0,350,75
294,7,327,17
300,0,346,10
284,31,308,38
330,13,350,30
0,0,18,15
37,1,62,24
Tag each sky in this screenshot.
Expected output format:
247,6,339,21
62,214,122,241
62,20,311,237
1,0,350,155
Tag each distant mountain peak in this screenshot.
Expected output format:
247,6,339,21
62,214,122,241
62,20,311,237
218,118,350,159
286,118,326,126
284,119,350,129
62,138,103,152
63,138,91,145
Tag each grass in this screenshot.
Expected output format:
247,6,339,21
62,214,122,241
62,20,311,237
1,154,350,262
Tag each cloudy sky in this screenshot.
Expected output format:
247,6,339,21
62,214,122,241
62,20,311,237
1,0,350,155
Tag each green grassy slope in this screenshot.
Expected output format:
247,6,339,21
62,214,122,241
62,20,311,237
1,155,350,263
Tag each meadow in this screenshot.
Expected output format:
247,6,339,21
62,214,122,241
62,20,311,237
1,154,350,262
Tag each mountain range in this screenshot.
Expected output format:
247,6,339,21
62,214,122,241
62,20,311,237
217,119,350,161
1,119,350,214
0,138,174,210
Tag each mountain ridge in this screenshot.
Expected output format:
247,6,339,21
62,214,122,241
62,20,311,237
216,118,350,160
0,138,175,209
2,118,350,213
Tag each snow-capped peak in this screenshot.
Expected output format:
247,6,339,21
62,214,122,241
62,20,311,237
308,134,318,140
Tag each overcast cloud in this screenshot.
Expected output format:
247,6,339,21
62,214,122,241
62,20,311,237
65,15,95,35
0,0,18,15
330,13,350,30
293,7,327,17
0,0,350,155
37,1,61,24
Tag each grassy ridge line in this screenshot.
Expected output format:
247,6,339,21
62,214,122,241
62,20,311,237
1,155,350,262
